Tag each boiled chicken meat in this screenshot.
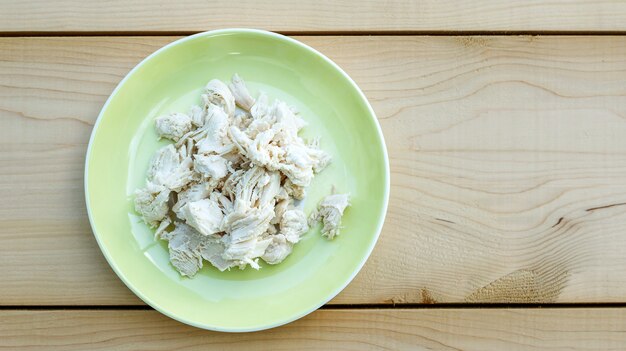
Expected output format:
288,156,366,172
134,74,349,277
310,193,350,239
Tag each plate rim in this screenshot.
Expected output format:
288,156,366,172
84,28,390,332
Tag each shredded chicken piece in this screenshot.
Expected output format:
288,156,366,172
172,182,212,216
203,79,235,117
229,74,255,111
284,179,306,200
189,105,205,127
147,144,194,192
262,234,292,265
310,193,351,240
155,112,192,142
194,154,228,180
134,183,170,228
160,223,205,277
201,238,235,271
178,197,224,237
195,105,231,154
136,74,346,277
280,209,309,244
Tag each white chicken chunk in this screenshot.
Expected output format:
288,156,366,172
188,105,205,127
195,104,231,154
203,79,235,117
261,234,293,265
272,100,307,135
172,181,213,214
200,238,236,272
284,179,306,200
178,197,224,237
147,144,194,192
137,74,347,276
279,144,324,187
229,126,282,167
232,111,253,130
213,190,234,215
193,154,228,180
223,205,274,244
160,223,205,277
228,166,279,212
311,193,350,240
155,112,192,142
280,209,309,244
271,198,290,225
134,183,170,228
251,91,270,119
229,74,255,111
222,236,273,269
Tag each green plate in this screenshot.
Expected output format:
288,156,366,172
85,29,389,332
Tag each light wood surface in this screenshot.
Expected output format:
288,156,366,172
2,308,626,350
3,1,626,347
2,36,626,305
2,1,626,33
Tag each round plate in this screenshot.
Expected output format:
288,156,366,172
85,29,389,332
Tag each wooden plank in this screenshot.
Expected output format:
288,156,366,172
2,308,626,350
2,1,626,33
2,36,626,305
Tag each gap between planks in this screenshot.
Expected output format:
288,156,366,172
2,30,626,37
3,303,626,311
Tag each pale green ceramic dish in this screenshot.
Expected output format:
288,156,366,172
85,29,389,332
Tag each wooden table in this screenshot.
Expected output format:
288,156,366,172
3,1,626,349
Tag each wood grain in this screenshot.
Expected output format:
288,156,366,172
2,36,626,305
2,308,626,350
2,1,626,33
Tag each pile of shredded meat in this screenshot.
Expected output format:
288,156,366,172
134,74,350,277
